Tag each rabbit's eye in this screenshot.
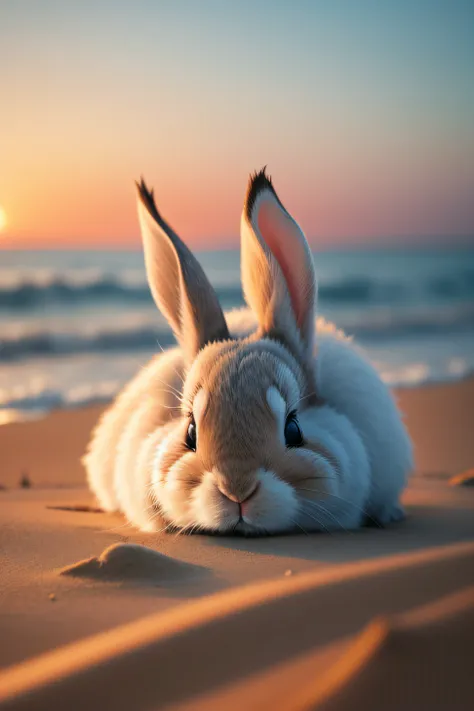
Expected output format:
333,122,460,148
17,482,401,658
185,417,197,451
284,412,304,448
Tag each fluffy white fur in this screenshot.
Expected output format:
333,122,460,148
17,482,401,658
84,171,413,536
85,307,412,534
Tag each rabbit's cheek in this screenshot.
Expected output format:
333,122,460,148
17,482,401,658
159,481,191,528
289,448,340,496
243,470,298,532
191,472,239,531
155,464,199,528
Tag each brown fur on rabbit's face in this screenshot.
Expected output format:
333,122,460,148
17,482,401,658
150,338,337,535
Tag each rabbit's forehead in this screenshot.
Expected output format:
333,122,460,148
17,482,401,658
193,357,299,421
182,340,304,418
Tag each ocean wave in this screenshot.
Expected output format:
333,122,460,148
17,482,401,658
2,304,474,362
0,274,243,310
1,268,474,310
342,304,474,341
0,323,174,361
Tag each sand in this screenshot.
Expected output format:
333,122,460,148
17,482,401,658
60,542,208,583
0,377,473,709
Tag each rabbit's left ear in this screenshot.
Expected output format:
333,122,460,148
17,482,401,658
240,169,317,364
136,179,229,365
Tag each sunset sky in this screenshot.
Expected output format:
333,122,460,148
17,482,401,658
1,0,473,249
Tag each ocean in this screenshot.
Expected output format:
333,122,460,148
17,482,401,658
1,248,473,424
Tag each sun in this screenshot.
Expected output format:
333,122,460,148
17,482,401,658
0,207,7,231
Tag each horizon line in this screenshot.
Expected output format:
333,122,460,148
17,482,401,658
1,238,473,253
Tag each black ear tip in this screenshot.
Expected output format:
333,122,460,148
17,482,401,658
245,166,277,218
250,166,273,189
136,176,150,198
136,176,161,221
134,178,144,195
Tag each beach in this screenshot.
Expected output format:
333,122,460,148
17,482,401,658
3,0,474,706
1,377,473,709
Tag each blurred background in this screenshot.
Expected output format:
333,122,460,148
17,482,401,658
1,0,473,424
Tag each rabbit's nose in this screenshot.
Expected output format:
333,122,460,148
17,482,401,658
217,481,260,506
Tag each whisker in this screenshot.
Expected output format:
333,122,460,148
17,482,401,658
290,518,310,536
174,524,189,538
152,518,176,535
155,341,186,385
143,500,161,515
134,363,184,402
288,391,319,412
176,520,203,537
146,477,202,491
153,376,184,401
298,488,381,527
99,518,136,535
301,498,351,534
298,506,332,534
291,475,336,486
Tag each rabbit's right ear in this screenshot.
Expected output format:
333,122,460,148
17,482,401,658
240,169,317,368
136,179,229,365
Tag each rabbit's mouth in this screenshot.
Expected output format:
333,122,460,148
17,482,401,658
181,515,302,538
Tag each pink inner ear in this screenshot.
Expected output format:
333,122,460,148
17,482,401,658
257,197,308,329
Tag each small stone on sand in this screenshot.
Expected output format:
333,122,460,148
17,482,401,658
49,593,56,601
20,473,31,489
284,569,293,577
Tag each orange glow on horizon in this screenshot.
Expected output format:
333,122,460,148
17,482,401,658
0,207,7,232
1,161,473,251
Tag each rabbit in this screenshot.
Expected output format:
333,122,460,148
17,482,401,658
84,168,413,535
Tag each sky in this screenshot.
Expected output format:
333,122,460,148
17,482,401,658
1,0,473,249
